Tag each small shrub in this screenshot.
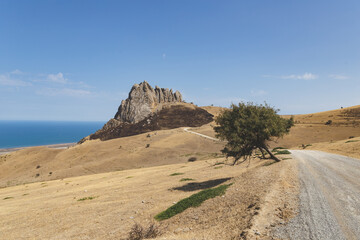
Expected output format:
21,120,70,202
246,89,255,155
188,157,197,162
345,140,359,143
36,165,41,169
154,183,232,221
301,144,312,149
214,162,224,166
77,196,98,201
169,172,184,176
274,150,291,155
146,134,151,138
35,173,40,177
349,136,355,139
325,120,332,125
145,144,150,148
126,223,160,240
3,196,13,200
180,178,194,182
214,166,223,169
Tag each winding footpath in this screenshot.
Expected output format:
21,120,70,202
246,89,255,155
183,128,220,141
275,150,360,240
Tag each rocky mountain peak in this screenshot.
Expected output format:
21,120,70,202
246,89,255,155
114,81,183,124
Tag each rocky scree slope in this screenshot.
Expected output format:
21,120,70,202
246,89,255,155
81,81,213,142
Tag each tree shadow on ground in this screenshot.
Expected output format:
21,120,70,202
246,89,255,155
171,177,232,192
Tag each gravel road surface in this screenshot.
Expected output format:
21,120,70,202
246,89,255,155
274,150,360,240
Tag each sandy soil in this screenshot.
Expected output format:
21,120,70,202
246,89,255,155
248,158,299,240
0,156,294,240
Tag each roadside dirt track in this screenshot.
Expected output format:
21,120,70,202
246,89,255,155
275,150,360,240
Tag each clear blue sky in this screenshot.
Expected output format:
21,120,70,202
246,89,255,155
1,0,359,121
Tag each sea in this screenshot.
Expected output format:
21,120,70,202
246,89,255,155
0,121,105,149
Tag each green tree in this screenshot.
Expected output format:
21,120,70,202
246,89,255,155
214,102,294,164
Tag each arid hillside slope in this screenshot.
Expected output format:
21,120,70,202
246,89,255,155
0,155,297,240
273,105,360,148
192,105,360,149
0,125,224,188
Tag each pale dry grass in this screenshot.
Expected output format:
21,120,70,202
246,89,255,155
0,128,225,187
0,156,289,239
303,136,360,159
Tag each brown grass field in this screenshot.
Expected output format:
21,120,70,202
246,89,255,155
0,105,359,239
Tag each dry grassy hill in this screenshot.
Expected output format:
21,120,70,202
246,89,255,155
198,105,360,149
272,105,360,148
2,105,359,188
0,126,224,188
0,154,297,239
1,105,359,239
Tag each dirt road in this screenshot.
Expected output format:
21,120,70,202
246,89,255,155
183,128,220,141
275,150,360,240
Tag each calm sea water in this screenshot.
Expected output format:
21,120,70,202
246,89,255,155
0,121,105,149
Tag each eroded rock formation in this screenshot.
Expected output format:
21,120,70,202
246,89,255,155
79,81,213,143
114,81,183,124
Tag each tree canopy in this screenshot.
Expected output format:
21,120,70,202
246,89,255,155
214,102,294,164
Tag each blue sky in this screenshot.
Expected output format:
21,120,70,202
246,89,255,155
1,0,360,121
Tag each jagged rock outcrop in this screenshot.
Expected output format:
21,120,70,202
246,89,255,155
87,104,214,141
79,81,213,143
114,81,183,124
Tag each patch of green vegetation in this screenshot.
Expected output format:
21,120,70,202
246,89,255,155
272,147,286,152
169,172,184,176
281,157,292,160
22,193,29,196
180,178,194,182
154,183,232,221
126,176,134,179
77,196,98,201
274,150,291,155
214,166,223,169
214,162,224,166
3,196,13,200
345,140,360,143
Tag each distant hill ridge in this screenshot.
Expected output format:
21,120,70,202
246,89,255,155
80,81,213,142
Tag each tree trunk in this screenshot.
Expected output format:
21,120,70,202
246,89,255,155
263,145,281,162
259,147,266,159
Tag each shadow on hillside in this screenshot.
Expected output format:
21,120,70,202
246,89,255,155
172,177,232,192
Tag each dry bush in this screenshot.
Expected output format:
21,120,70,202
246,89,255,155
188,157,197,162
126,222,160,240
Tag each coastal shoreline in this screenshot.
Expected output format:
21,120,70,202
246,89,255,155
0,143,76,155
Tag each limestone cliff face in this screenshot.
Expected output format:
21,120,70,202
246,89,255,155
114,81,183,124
